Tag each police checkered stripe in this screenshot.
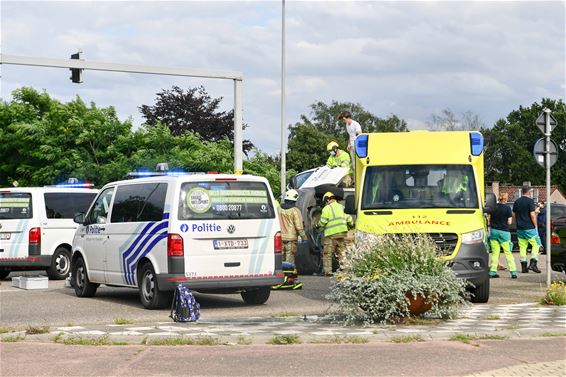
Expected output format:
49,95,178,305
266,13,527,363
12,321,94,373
121,216,169,285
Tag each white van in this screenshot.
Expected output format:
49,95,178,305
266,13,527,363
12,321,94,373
71,174,283,309
0,187,98,280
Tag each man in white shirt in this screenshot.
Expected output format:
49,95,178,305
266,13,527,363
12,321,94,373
339,110,362,170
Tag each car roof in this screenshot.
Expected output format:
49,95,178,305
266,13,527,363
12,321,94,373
0,187,98,193
99,174,270,189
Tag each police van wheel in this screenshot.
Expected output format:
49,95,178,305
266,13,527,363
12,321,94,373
241,286,271,305
0,270,10,280
47,247,72,280
139,263,169,309
470,279,490,303
73,257,98,297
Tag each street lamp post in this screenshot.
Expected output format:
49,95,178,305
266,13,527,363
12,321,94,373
280,0,286,198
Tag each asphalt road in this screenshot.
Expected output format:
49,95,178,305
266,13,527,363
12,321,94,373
1,254,564,328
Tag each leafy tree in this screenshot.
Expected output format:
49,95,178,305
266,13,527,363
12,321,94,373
286,100,408,172
139,86,253,154
483,98,566,191
427,109,485,131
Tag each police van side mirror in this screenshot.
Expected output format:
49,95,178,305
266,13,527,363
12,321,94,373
73,212,85,224
484,193,496,215
345,195,356,215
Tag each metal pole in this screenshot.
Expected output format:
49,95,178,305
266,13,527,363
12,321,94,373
234,79,243,174
280,0,287,197
544,108,552,287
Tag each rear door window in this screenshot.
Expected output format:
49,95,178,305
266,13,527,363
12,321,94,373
44,193,97,219
111,183,167,223
179,181,275,220
0,193,33,219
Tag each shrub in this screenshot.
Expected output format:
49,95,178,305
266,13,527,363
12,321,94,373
541,281,566,306
327,235,468,324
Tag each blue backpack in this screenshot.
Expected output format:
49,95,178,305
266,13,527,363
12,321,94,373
170,284,200,322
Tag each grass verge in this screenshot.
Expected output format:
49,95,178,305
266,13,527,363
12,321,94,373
113,318,135,325
54,335,127,346
143,336,221,346
390,335,424,343
308,335,368,344
1,335,25,343
449,334,509,345
542,332,566,337
25,325,50,335
268,334,301,345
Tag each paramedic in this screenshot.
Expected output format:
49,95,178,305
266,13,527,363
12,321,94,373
488,192,517,279
513,186,541,273
278,189,307,265
317,192,354,276
326,141,353,187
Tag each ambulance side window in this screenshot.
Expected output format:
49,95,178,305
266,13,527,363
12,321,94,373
86,188,115,225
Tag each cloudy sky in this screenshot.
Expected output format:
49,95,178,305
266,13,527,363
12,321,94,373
1,0,564,154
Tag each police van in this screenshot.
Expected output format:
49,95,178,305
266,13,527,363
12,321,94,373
0,185,98,280
71,173,283,309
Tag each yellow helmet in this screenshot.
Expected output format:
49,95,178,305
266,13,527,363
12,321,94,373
323,191,335,201
326,141,339,151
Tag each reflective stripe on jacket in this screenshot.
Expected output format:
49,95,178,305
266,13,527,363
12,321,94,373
326,150,351,169
317,201,353,237
278,206,307,241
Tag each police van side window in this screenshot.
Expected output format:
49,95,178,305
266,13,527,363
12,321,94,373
0,193,33,219
110,183,167,223
86,188,115,225
44,193,97,219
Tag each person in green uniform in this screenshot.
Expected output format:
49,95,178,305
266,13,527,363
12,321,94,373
488,192,517,279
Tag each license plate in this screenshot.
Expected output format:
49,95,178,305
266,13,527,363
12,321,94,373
213,239,248,250
0,233,10,240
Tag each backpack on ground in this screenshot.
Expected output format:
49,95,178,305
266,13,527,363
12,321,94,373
272,261,303,290
170,284,200,322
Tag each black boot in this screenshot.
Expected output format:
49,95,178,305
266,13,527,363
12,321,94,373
521,261,529,273
528,259,541,273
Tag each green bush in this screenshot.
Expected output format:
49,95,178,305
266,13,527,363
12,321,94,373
327,235,468,324
541,281,566,306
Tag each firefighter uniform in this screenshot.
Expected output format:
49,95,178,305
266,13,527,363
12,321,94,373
317,192,354,275
278,190,307,264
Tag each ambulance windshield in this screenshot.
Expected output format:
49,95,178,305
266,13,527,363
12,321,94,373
178,181,275,220
361,165,478,210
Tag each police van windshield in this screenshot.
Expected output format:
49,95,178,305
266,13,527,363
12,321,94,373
0,193,33,219
361,165,478,210
178,181,275,220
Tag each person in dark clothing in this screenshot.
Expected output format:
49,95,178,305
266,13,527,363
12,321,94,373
512,186,541,273
537,202,546,254
489,193,517,278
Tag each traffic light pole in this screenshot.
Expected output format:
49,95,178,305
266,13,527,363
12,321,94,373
0,53,244,174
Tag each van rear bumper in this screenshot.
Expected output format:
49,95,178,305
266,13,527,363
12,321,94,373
449,243,489,286
0,255,51,268
156,274,284,291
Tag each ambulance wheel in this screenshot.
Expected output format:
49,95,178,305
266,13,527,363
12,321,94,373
72,256,98,297
139,263,169,309
47,247,72,280
0,270,10,280
470,279,490,303
241,286,271,305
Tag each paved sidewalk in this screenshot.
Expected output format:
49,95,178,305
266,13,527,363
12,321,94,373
4,303,564,344
465,360,565,377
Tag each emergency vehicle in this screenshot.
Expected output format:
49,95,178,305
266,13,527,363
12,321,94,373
346,131,496,303
71,172,283,309
0,184,98,280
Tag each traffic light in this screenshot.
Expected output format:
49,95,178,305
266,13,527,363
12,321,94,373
70,52,83,83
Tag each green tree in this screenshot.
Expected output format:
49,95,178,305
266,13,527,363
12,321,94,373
483,98,566,191
139,86,253,154
286,100,408,172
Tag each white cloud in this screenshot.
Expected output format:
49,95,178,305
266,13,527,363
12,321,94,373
1,0,564,156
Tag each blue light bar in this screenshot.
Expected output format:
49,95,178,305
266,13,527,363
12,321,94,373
54,182,94,188
355,135,368,158
470,132,484,156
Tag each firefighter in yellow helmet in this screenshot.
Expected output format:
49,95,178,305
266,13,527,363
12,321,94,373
317,192,354,276
277,189,307,265
326,141,351,169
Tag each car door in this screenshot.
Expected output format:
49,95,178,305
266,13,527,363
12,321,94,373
79,187,115,283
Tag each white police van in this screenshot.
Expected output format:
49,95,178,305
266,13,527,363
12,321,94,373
0,186,98,280
71,173,283,309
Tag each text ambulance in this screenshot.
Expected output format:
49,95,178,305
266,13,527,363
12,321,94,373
346,131,495,302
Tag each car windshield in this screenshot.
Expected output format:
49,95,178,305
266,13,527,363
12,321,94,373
0,193,33,219
361,164,479,210
178,181,275,220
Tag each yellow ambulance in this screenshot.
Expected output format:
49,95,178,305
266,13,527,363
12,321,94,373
345,131,495,303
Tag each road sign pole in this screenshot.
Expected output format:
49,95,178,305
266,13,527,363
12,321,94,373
544,109,552,288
